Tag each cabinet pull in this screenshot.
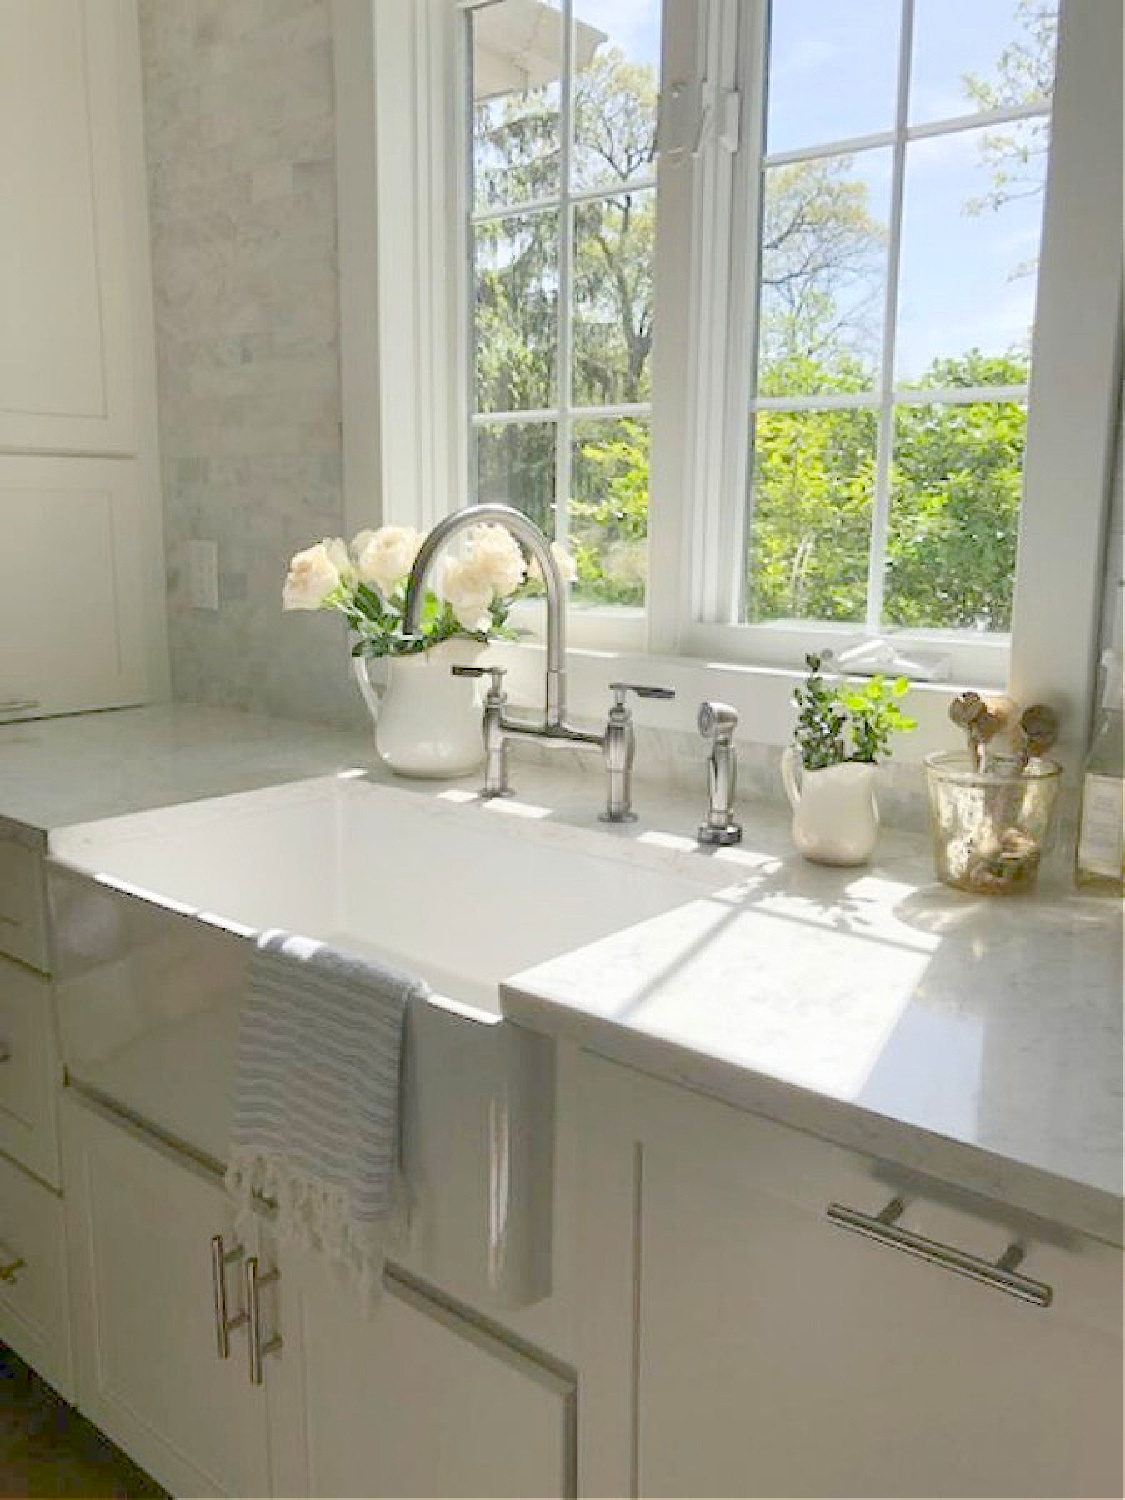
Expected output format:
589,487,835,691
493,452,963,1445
210,1234,248,1358
244,1255,282,1385
0,1242,25,1285
826,1197,1053,1307
0,700,39,715
0,1043,10,1064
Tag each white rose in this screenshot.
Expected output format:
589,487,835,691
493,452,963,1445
283,540,346,611
440,555,495,633
466,525,525,598
325,536,356,586
528,541,578,586
352,525,424,594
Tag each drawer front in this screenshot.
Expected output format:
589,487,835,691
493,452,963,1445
0,834,49,973
0,955,61,1188
0,1149,71,1399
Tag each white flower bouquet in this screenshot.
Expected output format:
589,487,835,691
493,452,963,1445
283,523,575,659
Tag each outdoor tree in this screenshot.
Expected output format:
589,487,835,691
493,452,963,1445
473,2,1054,627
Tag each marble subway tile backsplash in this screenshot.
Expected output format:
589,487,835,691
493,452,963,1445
140,0,364,729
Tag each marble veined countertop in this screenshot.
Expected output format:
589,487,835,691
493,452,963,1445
6,702,1121,1244
0,703,371,836
502,854,1123,1243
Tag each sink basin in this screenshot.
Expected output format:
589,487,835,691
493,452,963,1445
49,773,720,1015
47,772,722,1307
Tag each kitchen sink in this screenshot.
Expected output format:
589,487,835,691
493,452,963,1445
47,772,722,1306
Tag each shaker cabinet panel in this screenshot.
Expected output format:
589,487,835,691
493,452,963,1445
0,0,137,454
0,954,60,1187
270,1248,575,1499
61,1093,271,1499
0,457,160,717
579,1056,1124,1500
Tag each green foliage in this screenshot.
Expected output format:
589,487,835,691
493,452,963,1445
792,654,848,770
471,10,1050,623
571,420,649,605
792,654,916,770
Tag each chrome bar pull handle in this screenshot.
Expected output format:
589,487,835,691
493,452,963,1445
826,1198,1053,1307
210,1234,247,1359
244,1255,282,1385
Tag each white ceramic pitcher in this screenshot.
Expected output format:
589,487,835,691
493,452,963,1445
351,638,485,778
780,747,880,866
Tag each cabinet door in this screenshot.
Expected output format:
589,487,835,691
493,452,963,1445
269,1247,575,1499
61,1093,272,1498
580,1057,1123,1500
0,0,138,454
0,457,161,715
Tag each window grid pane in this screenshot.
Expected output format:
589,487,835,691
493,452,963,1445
744,0,1058,636
467,0,660,606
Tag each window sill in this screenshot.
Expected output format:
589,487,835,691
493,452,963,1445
488,637,978,766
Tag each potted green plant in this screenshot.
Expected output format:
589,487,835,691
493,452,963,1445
781,654,916,865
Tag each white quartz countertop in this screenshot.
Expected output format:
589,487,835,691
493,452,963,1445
502,856,1123,1244
0,703,371,836
11,702,1121,1245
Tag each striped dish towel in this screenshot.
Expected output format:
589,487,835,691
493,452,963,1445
225,929,428,1305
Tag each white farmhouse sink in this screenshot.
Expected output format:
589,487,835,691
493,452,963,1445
47,773,720,1306
49,773,717,1012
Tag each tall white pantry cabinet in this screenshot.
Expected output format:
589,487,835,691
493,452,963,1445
0,0,168,717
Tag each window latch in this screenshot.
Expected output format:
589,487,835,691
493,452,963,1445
657,83,740,163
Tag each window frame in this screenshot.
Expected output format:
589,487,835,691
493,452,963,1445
334,0,1121,762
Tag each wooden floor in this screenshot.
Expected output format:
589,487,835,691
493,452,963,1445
0,1350,164,1499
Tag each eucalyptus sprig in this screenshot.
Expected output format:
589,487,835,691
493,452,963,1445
792,653,916,770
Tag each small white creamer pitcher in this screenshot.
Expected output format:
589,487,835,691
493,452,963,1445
780,748,880,866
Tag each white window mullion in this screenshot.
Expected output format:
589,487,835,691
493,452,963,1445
685,0,751,627
553,0,575,551
863,0,915,635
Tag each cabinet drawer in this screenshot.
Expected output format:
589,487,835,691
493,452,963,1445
0,955,61,1187
0,833,49,973
0,1149,71,1400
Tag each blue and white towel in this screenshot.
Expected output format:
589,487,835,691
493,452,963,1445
225,929,427,1305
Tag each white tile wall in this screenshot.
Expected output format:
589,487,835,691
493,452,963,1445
140,0,362,728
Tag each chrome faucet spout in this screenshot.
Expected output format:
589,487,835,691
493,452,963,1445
403,504,567,727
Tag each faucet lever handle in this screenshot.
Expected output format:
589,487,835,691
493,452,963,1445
453,663,507,699
609,681,676,710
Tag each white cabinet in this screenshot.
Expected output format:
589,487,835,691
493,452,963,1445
270,1249,575,1499
0,1146,71,1400
0,0,141,455
61,1093,272,1498
62,1089,576,1498
578,1056,1124,1500
0,456,163,716
0,0,167,717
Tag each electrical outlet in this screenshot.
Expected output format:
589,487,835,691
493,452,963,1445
188,539,219,610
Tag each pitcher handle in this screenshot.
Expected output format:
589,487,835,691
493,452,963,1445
351,654,388,725
780,745,802,810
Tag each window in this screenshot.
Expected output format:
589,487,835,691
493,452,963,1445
467,0,662,610
739,0,1057,644
339,0,1120,729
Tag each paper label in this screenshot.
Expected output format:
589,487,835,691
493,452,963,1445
1077,774,1124,878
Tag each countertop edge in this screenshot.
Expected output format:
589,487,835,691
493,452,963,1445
500,982,1125,1248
